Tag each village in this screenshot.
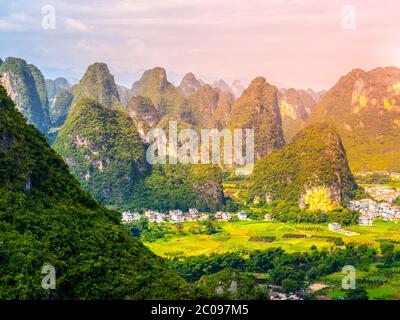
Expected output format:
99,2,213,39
348,186,400,226
121,208,262,224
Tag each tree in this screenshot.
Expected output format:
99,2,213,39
282,278,301,294
204,220,217,235
345,288,369,300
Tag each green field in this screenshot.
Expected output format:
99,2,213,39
321,264,400,300
144,220,400,257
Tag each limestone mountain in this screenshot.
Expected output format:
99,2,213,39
49,88,74,128
178,72,202,96
130,67,184,117
278,88,317,142
0,57,50,133
228,77,285,159
53,98,147,208
28,64,49,113
117,84,130,105
55,97,225,212
0,85,189,299
46,77,71,107
309,67,400,172
183,84,220,127
211,90,235,129
231,80,244,98
307,88,327,103
45,78,73,129
126,96,159,140
250,123,358,211
212,79,234,95
73,62,120,108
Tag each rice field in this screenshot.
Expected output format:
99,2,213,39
144,220,400,257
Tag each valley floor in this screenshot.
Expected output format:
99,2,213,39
143,220,400,257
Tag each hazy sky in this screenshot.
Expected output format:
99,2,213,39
1,0,400,90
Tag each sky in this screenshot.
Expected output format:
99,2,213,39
1,0,400,90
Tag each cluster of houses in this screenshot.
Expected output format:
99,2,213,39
364,186,400,203
121,209,254,223
348,198,400,226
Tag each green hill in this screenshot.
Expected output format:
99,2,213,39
0,85,189,299
250,123,358,211
53,98,147,208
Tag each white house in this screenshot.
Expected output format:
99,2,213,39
122,211,137,223
221,212,232,221
328,222,342,231
169,210,184,222
132,212,141,221
237,212,248,220
189,208,198,215
155,213,166,223
358,215,373,226
144,211,159,222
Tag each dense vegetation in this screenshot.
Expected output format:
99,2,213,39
53,98,147,208
167,241,400,299
73,62,121,108
54,97,225,211
250,123,358,210
0,85,190,299
309,67,400,172
228,77,285,159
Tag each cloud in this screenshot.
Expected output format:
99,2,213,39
64,18,90,33
0,13,37,31
1,0,400,90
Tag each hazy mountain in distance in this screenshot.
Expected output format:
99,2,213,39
278,88,317,142
306,88,327,103
178,72,202,96
117,84,130,105
231,80,244,99
212,79,234,95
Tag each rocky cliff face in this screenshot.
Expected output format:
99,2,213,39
45,78,73,129
117,84,130,105
0,57,50,133
250,123,358,210
73,62,121,108
126,96,159,140
309,67,400,172
229,77,285,159
278,88,317,142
